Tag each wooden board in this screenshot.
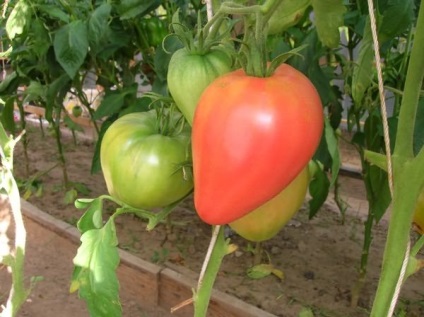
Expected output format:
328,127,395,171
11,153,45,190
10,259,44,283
20,199,277,317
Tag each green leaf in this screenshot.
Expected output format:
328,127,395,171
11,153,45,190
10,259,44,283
64,189,78,205
93,85,138,119
247,264,283,280
117,0,161,20
77,198,104,232
311,0,346,48
54,20,89,79
75,198,96,209
6,0,31,39
0,71,19,95
364,150,388,171
71,220,121,317
37,4,70,23
1,98,17,134
24,81,47,103
351,20,374,105
324,118,341,187
298,307,315,317
63,116,84,132
88,3,112,48
308,167,330,218
379,0,414,43
367,165,392,222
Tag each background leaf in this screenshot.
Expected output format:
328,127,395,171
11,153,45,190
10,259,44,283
6,0,31,39
311,0,346,48
54,20,89,79
308,167,330,219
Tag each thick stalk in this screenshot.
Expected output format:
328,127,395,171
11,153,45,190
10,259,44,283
193,226,228,317
370,1,424,314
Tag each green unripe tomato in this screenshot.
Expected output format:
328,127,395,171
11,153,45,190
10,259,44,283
167,47,232,125
100,110,193,210
72,105,83,118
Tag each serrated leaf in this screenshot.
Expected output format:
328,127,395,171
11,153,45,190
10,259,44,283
72,220,121,317
77,198,103,232
6,0,31,39
311,0,346,48
54,20,89,79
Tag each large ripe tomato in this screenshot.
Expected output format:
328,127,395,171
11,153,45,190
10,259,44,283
413,191,424,234
100,110,193,209
229,166,309,242
192,63,323,225
167,47,232,125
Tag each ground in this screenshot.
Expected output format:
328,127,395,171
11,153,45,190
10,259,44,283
1,121,423,317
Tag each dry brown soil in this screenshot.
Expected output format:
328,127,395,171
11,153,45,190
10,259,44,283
1,122,423,317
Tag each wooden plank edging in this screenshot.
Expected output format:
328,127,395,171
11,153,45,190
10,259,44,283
20,199,277,317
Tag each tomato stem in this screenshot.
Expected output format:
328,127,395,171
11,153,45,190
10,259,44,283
212,0,281,77
193,225,228,317
370,1,424,314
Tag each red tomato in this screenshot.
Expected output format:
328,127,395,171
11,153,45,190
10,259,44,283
192,64,323,225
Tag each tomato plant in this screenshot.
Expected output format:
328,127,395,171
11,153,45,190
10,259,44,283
100,109,193,209
229,166,309,242
167,47,233,125
192,63,324,225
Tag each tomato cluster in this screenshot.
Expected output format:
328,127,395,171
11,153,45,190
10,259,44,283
101,36,323,241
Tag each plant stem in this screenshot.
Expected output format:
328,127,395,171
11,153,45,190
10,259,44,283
193,225,228,317
253,241,263,265
370,1,424,314
52,116,69,188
